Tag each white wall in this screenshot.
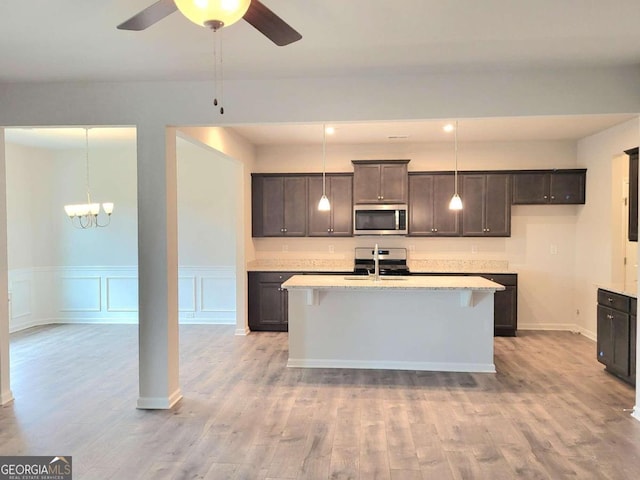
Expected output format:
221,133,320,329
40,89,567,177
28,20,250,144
253,139,582,332
575,117,640,336
5,131,241,331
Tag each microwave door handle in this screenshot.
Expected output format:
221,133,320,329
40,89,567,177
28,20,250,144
395,210,399,230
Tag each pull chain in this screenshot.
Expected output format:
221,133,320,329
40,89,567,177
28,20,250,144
212,29,224,114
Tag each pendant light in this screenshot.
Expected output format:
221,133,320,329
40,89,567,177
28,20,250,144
449,120,463,210
318,124,331,211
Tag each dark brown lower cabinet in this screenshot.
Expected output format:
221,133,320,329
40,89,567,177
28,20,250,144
481,274,518,337
248,271,301,332
410,272,517,336
249,271,517,336
597,288,636,385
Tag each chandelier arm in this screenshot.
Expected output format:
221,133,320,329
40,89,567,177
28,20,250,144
96,214,112,228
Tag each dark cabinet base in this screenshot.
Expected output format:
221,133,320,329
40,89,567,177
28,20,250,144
597,288,636,386
411,272,517,337
249,271,517,336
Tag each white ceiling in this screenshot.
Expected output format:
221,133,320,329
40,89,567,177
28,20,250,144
2,1,640,82
2,2,639,148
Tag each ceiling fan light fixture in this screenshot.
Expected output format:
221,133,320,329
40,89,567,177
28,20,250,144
175,0,251,29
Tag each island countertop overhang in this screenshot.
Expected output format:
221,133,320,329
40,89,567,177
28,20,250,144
281,274,505,292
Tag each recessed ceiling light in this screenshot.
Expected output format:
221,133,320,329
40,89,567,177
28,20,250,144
325,126,335,135
443,124,455,132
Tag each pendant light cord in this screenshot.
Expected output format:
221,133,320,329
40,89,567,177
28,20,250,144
322,124,327,195
454,120,459,194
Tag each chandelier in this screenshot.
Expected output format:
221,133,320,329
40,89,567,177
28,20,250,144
63,128,114,229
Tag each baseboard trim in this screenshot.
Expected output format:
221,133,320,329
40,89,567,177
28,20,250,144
518,323,596,342
235,326,250,336
287,358,496,373
137,389,183,410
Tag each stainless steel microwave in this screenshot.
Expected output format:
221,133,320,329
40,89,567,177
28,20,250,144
353,204,408,235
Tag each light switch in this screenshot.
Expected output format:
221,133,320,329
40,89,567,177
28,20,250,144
550,244,558,255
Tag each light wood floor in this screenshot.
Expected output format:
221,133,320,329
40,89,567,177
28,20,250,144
2,325,640,479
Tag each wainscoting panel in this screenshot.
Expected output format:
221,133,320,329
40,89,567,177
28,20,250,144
60,277,101,312
8,265,237,331
178,276,197,313
106,277,138,312
8,269,35,332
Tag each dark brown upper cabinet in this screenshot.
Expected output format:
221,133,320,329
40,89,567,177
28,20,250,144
626,148,638,242
408,173,460,236
352,160,409,204
252,174,308,237
461,173,511,237
307,174,353,236
512,169,586,205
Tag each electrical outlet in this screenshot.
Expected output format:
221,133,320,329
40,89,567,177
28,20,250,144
409,245,415,253
550,244,558,255
471,245,478,254
282,244,288,252
329,245,334,253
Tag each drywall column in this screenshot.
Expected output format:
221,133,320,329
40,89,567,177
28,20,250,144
0,129,13,405
136,124,182,409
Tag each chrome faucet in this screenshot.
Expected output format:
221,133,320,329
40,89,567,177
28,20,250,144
372,243,380,281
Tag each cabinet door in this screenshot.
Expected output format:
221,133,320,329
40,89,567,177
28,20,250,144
282,177,307,236
597,305,631,376
631,314,636,381
307,175,353,236
307,176,331,235
512,172,549,204
408,175,435,235
611,309,631,377
328,175,353,236
261,177,286,236
597,305,614,366
432,174,460,235
549,171,585,204
380,163,408,203
248,272,295,332
353,164,381,203
484,174,511,236
460,175,486,236
493,286,517,336
628,148,638,242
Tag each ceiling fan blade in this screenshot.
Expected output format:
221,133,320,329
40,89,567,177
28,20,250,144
117,0,178,31
243,0,302,46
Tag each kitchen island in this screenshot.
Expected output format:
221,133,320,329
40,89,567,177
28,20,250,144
281,274,505,373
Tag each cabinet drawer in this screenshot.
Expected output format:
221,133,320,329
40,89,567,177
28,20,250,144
480,274,517,286
598,289,631,312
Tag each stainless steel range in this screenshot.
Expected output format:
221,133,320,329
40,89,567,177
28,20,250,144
353,247,410,276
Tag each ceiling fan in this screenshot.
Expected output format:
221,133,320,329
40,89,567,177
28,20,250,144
117,0,302,46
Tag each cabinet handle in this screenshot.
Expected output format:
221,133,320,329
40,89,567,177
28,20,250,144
543,195,548,199
607,314,614,319
434,228,438,232
283,228,287,233
551,196,555,200
608,297,613,302
327,228,331,233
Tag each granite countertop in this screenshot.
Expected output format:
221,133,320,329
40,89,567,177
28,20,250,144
598,283,638,299
246,259,353,272
247,258,516,274
408,259,514,274
282,274,505,291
